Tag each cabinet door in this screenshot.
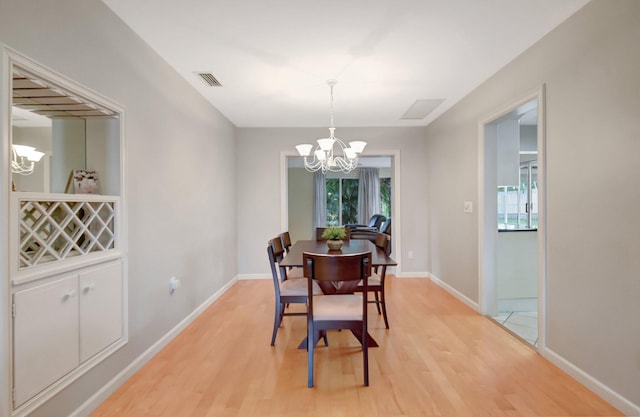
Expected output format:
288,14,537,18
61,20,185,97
13,275,79,407
79,260,123,362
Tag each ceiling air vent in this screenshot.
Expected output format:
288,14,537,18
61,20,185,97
194,72,222,87
401,99,444,120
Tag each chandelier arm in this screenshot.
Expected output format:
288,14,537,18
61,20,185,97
302,153,325,173
331,156,358,172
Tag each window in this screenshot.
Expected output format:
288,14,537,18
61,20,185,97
326,178,358,226
497,161,538,230
326,175,391,226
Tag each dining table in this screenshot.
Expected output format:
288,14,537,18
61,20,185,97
280,238,397,349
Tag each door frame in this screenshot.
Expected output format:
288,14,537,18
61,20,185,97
477,85,547,350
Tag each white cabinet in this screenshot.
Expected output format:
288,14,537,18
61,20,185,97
13,275,80,407
12,260,123,408
79,262,123,362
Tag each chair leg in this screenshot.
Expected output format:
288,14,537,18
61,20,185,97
381,288,389,329
271,301,283,346
308,321,314,388
363,322,369,386
374,290,382,315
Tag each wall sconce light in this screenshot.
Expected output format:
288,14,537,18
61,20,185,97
11,144,44,175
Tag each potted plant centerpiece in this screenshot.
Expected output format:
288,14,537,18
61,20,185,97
322,227,347,250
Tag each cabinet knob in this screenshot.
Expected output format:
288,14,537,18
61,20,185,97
83,283,96,293
62,290,76,300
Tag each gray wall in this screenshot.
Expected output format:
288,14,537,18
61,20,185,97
287,167,314,241
0,1,237,416
425,0,640,408
236,127,429,276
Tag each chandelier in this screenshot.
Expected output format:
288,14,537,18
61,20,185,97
11,144,44,175
295,80,366,174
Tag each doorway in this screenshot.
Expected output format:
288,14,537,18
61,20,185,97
280,151,401,274
479,88,546,349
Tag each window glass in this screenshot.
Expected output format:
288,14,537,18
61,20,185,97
341,179,359,224
326,178,339,226
498,161,537,230
380,177,391,218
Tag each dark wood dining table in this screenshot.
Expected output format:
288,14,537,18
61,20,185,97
280,239,397,349
280,239,397,268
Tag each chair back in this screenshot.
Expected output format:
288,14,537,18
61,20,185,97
374,232,391,256
370,214,386,229
267,241,282,293
269,237,291,282
378,218,391,235
303,251,371,295
280,232,292,252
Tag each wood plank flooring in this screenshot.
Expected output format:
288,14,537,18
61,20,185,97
90,277,623,417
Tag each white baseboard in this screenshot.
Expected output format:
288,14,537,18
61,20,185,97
427,272,479,311
542,347,640,417
70,275,239,417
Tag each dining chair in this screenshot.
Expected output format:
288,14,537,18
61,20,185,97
357,232,391,329
303,250,372,387
271,236,303,280
267,239,323,346
280,231,292,253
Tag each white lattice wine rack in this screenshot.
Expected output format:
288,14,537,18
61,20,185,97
13,193,120,270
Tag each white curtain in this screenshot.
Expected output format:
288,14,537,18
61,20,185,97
358,168,380,224
313,171,326,231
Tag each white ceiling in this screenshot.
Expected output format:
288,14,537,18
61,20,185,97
101,0,588,128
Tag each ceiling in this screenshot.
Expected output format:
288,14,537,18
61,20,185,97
101,0,588,128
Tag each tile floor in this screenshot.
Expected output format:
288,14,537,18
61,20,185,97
491,298,538,347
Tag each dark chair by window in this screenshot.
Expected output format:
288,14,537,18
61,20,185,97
267,238,323,346
303,250,372,387
344,214,386,232
351,218,391,242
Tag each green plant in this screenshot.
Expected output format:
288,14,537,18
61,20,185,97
321,227,346,240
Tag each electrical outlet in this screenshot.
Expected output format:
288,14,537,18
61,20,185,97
169,276,180,294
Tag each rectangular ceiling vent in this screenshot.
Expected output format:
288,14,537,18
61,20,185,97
401,99,444,120
194,72,222,87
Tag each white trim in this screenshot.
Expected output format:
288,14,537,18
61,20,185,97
69,275,239,417
535,85,547,351
542,347,640,417
477,85,546,352
427,272,479,311
1,41,13,417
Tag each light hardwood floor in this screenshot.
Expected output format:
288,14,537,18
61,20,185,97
91,278,622,417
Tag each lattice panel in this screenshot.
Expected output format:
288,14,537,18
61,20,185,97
19,200,116,269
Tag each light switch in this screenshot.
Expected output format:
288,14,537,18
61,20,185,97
464,201,473,213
